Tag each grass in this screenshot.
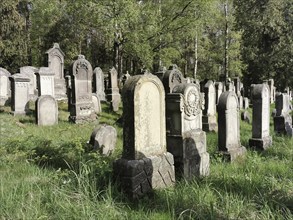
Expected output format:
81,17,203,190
0,101,292,219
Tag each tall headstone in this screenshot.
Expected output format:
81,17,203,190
36,95,58,126
215,82,224,104
114,72,175,199
45,43,66,99
35,67,55,97
93,67,106,101
166,83,209,179
0,68,11,106
20,66,38,100
268,79,275,103
249,84,272,150
106,67,121,111
9,74,30,115
202,80,218,132
217,91,246,160
162,64,183,94
69,55,96,123
274,93,292,136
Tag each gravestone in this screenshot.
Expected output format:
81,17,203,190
20,66,38,100
106,67,121,112
202,80,218,132
243,97,249,110
250,84,256,107
0,68,11,106
166,83,209,179
215,82,224,104
274,93,292,136
9,74,30,115
217,91,246,161
93,67,106,101
114,72,175,199
154,66,167,80
45,43,66,99
118,71,131,91
249,84,272,150
89,125,117,155
268,79,275,103
36,95,58,126
69,55,96,123
162,64,183,94
35,67,55,97
92,94,101,114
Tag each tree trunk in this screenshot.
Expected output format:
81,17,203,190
224,3,229,82
193,32,198,79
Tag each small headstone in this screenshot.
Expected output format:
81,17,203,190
243,97,249,110
89,125,117,155
161,64,183,94
106,67,121,111
92,94,102,114
93,67,106,101
35,67,55,97
249,84,272,150
0,68,11,106
9,74,30,115
268,79,275,103
241,111,251,123
114,73,175,199
36,95,58,126
69,55,96,123
217,91,246,161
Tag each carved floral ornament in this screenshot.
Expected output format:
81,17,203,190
183,87,204,117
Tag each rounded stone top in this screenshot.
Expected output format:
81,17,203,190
0,67,11,76
204,80,214,88
251,84,270,99
71,54,93,76
217,91,239,111
161,64,183,93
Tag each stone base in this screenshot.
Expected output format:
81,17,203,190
249,136,272,150
202,115,218,132
113,152,175,199
219,146,246,161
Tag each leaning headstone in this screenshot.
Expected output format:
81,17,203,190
274,93,292,136
93,67,106,101
166,83,209,179
161,64,183,94
92,94,102,114
202,80,218,132
69,55,96,123
217,91,246,160
114,72,175,199
0,68,11,106
9,74,30,115
106,67,121,112
20,66,38,100
36,95,58,126
35,67,55,97
45,43,66,99
249,84,272,150
88,125,117,155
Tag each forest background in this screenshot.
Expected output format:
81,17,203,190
1,0,293,91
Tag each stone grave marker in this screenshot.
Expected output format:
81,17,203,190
35,67,55,97
36,95,58,126
92,94,101,114
274,93,292,136
93,67,106,101
215,82,224,104
106,67,121,111
161,64,183,94
20,66,38,100
0,68,11,106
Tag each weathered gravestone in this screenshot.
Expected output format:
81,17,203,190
0,68,11,106
202,80,218,132
106,67,121,112
249,84,272,150
93,67,106,101
36,95,58,126
268,79,275,103
92,94,101,114
68,55,96,123
45,43,66,99
274,93,292,136
166,83,209,179
215,82,224,105
217,91,246,161
118,71,131,92
35,67,55,97
243,97,249,110
113,72,175,199
89,124,117,155
9,74,30,115
20,66,38,100
161,64,183,94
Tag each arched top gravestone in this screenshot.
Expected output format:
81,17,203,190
122,72,166,159
162,64,183,94
36,95,58,126
46,43,65,79
0,68,11,105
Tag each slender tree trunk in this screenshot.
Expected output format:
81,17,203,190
224,3,229,82
193,32,198,79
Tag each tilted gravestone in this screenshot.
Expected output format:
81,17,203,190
106,67,121,112
202,80,218,132
36,95,58,126
274,93,292,136
35,67,55,97
20,66,38,100
93,67,106,101
217,91,246,161
114,72,175,199
9,74,30,115
45,43,66,99
161,64,184,94
0,68,11,106
249,84,272,150
69,55,96,124
166,83,209,179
